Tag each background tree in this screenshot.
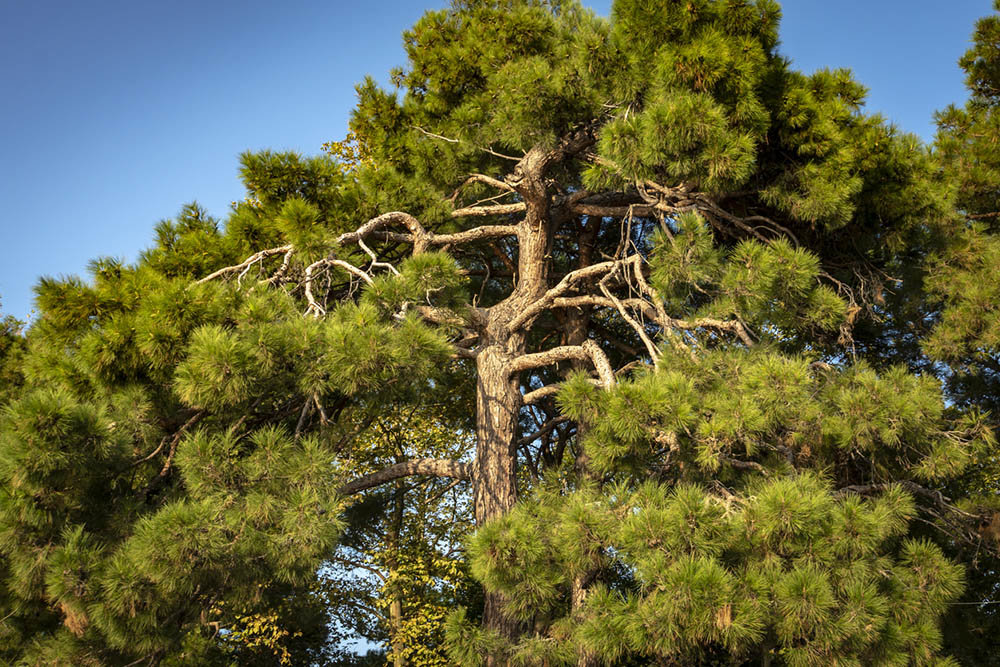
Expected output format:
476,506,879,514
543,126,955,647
0,302,24,406
324,407,476,666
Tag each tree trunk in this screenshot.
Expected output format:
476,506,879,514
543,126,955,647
474,344,521,648
388,482,407,667
472,139,585,661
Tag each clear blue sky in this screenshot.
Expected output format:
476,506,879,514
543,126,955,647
0,0,991,322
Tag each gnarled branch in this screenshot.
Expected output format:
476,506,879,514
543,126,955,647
451,203,526,218
510,259,629,330
522,379,603,405
508,340,614,388
195,245,293,285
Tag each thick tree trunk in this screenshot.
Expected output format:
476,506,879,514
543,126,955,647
471,136,592,661
474,344,521,648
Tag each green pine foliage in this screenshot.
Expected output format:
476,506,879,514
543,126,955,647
0,191,465,662
454,476,963,665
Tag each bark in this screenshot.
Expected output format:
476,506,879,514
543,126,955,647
338,459,471,496
472,138,582,658
388,482,407,667
474,345,522,647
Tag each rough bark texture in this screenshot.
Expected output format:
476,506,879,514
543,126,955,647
389,483,407,667
473,144,559,652
338,459,471,496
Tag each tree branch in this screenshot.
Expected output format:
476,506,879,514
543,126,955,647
521,379,603,405
451,203,527,217
195,245,292,285
510,259,627,330
339,459,472,496
304,258,374,316
518,416,568,447
599,267,660,367
508,340,614,387
412,125,522,162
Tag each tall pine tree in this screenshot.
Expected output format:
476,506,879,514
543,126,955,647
1,1,997,664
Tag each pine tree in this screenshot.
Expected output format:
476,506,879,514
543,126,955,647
0,1,996,665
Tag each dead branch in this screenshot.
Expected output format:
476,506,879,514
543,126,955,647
599,267,660,367
337,211,431,252
451,173,516,198
522,379,603,405
518,416,569,447
432,225,521,244
508,346,591,376
304,258,374,316
671,317,754,347
195,245,292,285
157,411,207,478
510,259,629,330
133,411,205,467
261,249,294,286
720,456,769,475
412,125,522,162
452,203,527,217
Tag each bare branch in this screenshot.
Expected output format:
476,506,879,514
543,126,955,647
338,211,519,257
339,459,472,496
671,317,754,347
508,345,593,376
133,411,204,467
599,267,660,367
550,295,657,319
451,173,516,197
262,249,294,286
518,416,568,447
508,341,615,388
357,236,400,276
412,125,522,162
304,258,374,317
431,225,521,244
720,456,769,475
158,412,206,477
582,340,616,388
337,212,430,251
510,259,627,330
522,385,561,405
452,203,527,217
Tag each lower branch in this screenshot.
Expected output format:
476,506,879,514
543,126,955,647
339,458,472,496
522,379,603,405
507,343,615,387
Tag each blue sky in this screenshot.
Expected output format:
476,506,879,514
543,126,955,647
0,0,991,321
